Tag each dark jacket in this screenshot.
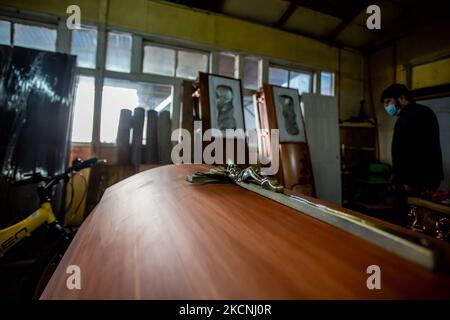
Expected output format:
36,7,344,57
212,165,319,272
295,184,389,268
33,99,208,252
392,102,443,190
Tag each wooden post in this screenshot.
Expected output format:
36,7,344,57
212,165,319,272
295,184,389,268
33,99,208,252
144,109,159,164
116,109,132,165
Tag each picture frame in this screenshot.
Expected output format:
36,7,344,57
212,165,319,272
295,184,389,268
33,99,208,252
255,84,315,196
194,73,249,165
207,74,245,135
272,86,306,143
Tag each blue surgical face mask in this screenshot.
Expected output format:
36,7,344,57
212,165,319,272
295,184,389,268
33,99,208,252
384,103,399,116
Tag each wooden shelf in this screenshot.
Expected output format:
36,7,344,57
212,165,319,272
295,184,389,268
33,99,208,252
345,146,376,151
340,122,376,128
340,120,380,207
356,179,389,185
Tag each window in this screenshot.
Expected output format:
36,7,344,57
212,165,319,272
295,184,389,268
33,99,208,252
71,76,95,142
106,31,132,73
269,67,289,87
269,66,315,94
143,45,175,76
100,78,173,143
243,57,260,90
321,72,335,96
0,20,11,45
71,26,97,68
290,72,312,94
218,52,236,78
14,23,56,51
143,44,208,79
176,50,208,79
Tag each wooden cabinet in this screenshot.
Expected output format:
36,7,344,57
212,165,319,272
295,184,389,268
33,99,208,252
339,122,379,208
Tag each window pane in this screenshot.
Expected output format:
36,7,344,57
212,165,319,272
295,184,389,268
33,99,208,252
321,72,335,96
0,20,11,45
290,72,311,94
106,31,132,73
71,26,97,68
14,23,56,51
143,45,175,76
218,53,236,78
176,50,208,80
269,67,288,87
243,57,259,90
71,76,95,142
100,78,172,143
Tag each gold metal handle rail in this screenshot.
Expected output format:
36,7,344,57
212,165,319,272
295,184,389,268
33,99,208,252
187,165,444,271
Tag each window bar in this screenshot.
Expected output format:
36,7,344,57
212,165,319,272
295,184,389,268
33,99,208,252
259,58,268,90
92,24,107,152
174,48,179,78
131,34,143,73
236,54,243,80
316,72,322,95
210,51,219,74
9,21,13,45
56,20,70,54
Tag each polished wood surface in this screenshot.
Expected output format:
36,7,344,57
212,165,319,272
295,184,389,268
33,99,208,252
41,165,450,299
279,143,314,196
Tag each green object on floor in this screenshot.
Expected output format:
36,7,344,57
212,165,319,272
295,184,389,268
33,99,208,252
366,176,389,183
369,162,391,175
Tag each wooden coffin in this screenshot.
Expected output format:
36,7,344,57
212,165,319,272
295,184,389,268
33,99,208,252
41,165,450,299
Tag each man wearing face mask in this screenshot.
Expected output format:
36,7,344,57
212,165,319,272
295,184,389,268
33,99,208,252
380,84,443,219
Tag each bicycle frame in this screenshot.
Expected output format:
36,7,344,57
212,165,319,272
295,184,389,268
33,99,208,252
0,202,56,257
0,157,102,258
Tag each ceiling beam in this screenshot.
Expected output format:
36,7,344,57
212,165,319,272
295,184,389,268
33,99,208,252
326,1,371,41
273,0,306,28
327,18,356,41
164,0,362,50
167,0,224,13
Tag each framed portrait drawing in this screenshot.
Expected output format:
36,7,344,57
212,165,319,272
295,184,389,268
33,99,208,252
272,86,306,143
193,73,248,165
255,84,315,196
207,74,245,135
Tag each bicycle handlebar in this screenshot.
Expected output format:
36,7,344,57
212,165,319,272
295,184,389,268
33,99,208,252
13,157,106,187
67,157,105,173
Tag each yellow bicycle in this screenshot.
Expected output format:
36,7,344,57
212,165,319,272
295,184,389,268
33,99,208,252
0,157,104,257
0,157,104,300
